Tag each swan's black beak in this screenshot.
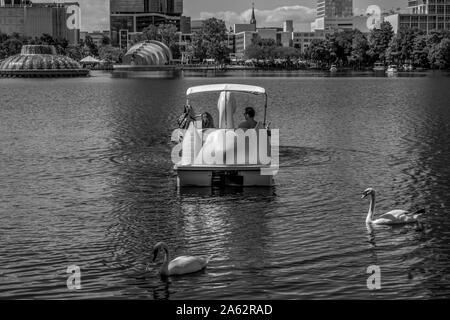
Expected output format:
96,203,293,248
152,248,158,263
361,193,367,199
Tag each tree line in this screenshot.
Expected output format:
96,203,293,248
0,31,125,63
303,22,450,69
130,18,232,63
2,20,449,69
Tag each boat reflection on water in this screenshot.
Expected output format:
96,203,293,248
177,186,277,198
173,185,278,284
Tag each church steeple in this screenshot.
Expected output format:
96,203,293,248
250,2,257,25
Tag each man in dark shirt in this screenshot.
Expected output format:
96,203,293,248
238,107,258,129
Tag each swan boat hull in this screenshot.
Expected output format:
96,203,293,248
175,165,275,187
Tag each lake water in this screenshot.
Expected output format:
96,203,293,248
1,70,450,299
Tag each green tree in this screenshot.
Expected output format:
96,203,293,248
98,45,124,63
244,43,264,60
193,18,230,63
138,24,180,59
272,46,301,59
368,21,394,63
190,31,207,61
84,35,98,56
428,38,450,69
0,38,23,58
426,30,450,47
158,24,180,59
66,44,83,61
386,34,401,64
325,30,354,66
351,30,369,69
412,35,429,67
245,36,278,60
142,25,159,41
101,35,111,46
387,29,417,64
39,33,56,45
0,31,8,44
305,39,330,66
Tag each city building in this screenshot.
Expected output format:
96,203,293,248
232,5,301,60
190,20,203,33
257,26,284,32
110,0,184,47
234,31,256,60
312,0,354,31
0,1,80,44
234,29,292,60
233,23,256,33
284,20,294,33
292,31,326,53
384,0,450,34
180,15,190,33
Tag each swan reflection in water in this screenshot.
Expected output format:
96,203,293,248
152,280,170,300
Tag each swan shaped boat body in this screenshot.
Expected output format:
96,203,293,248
362,188,424,225
174,84,276,187
153,242,211,277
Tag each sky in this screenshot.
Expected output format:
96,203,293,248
42,0,406,32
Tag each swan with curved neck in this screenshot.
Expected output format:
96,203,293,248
362,188,425,225
152,242,212,277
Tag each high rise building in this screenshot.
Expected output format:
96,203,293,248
316,0,353,18
407,0,450,15
180,15,190,33
110,0,184,47
385,0,450,34
283,20,294,33
0,1,80,45
313,0,354,31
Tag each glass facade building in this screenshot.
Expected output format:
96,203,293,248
314,0,354,31
110,0,183,47
408,0,450,15
385,0,450,34
317,0,353,18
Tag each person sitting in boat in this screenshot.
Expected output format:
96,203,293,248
238,107,258,129
184,105,215,129
201,112,214,129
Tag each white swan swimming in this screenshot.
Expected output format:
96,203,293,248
152,242,212,277
362,188,425,225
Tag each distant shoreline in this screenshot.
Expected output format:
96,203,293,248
113,64,257,71
111,64,450,73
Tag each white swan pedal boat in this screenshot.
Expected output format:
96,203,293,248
173,84,278,187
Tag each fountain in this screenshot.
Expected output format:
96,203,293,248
114,40,175,71
0,45,89,78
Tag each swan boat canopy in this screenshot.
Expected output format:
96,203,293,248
174,84,276,187
186,84,268,124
